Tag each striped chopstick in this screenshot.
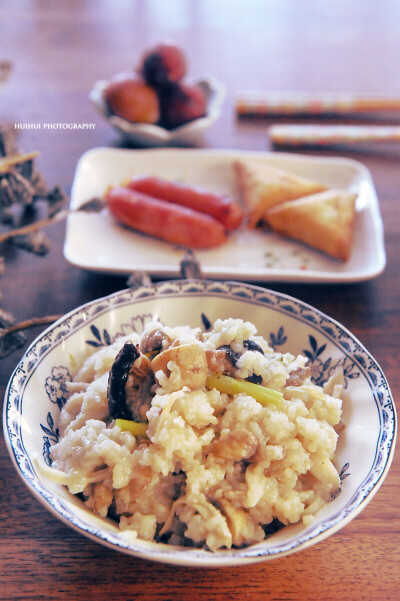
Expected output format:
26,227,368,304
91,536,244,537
236,91,400,116
269,124,400,147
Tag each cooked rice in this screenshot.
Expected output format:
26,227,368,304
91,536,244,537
50,318,343,551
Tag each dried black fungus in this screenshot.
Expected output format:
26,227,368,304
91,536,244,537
107,341,141,420
243,339,264,354
214,341,264,382
245,374,263,385
107,340,155,422
217,345,241,366
263,518,285,536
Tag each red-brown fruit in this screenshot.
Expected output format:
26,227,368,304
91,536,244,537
139,43,187,86
104,77,160,123
159,83,207,129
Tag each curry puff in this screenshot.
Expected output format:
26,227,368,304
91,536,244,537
234,158,327,227
264,189,357,261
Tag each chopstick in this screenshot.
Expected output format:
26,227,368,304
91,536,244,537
236,91,400,116
269,124,400,147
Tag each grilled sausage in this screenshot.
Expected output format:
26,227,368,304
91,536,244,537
106,185,227,249
127,176,244,231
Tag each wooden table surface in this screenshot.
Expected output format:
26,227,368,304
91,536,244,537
1,2,399,599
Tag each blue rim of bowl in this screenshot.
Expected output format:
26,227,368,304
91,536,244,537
3,280,397,566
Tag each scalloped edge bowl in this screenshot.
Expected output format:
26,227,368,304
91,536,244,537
3,280,397,566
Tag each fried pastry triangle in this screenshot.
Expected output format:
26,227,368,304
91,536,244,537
264,189,357,261
234,159,327,227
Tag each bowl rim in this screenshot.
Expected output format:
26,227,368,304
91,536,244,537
3,279,397,566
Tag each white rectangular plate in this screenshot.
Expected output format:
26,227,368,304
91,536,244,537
64,147,386,283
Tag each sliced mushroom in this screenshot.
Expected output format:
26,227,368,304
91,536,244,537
139,327,172,355
210,428,258,461
218,499,249,547
285,366,311,387
207,346,262,383
151,342,208,391
90,482,113,518
107,341,154,422
205,348,235,375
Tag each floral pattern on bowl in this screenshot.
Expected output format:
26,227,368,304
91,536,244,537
3,280,396,567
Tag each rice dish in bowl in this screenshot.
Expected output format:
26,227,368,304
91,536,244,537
3,280,396,566
49,317,343,551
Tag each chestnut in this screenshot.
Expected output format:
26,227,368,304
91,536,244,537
104,76,160,124
139,42,187,87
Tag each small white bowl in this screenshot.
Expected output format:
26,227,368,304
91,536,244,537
3,280,396,567
89,75,226,146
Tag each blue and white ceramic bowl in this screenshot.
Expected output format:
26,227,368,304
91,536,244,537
3,281,396,567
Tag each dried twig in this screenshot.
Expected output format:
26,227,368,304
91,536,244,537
0,314,62,339
0,209,69,243
0,305,26,358
0,312,63,359
0,151,40,174
12,230,51,254
0,197,106,244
